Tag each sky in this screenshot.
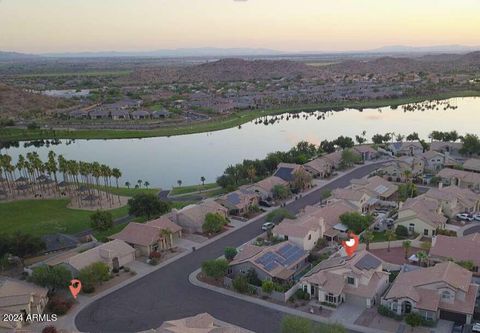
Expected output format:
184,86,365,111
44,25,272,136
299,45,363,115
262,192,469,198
1,0,480,53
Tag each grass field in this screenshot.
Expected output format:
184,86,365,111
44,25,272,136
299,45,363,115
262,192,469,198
92,222,128,241
93,185,159,197
170,183,219,196
0,199,128,237
2,90,479,141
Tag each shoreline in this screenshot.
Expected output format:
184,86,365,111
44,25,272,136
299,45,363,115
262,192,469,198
1,90,479,142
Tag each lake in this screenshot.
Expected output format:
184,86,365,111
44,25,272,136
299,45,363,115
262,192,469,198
3,97,479,189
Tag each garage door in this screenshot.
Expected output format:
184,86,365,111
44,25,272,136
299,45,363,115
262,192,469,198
346,294,367,307
439,310,466,324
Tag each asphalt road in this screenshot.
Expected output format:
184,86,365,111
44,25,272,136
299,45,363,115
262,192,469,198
462,223,480,236
75,162,385,333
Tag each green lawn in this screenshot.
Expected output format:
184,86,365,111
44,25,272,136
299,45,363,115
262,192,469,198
170,183,219,196
93,185,159,197
0,199,128,237
92,222,128,241
3,90,479,141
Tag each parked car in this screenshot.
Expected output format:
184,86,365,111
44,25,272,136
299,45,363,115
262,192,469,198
261,222,275,231
457,213,474,221
259,200,272,208
452,324,463,333
472,322,480,332
474,214,480,222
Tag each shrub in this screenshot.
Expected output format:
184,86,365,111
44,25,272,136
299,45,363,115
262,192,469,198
261,280,274,294
202,213,228,234
246,268,262,286
27,122,40,130
377,305,403,321
31,265,72,289
266,208,295,224
224,247,237,261
295,289,310,300
201,259,228,280
47,297,73,316
232,275,249,294
89,210,113,231
395,225,409,238
405,313,423,328
128,193,169,219
123,266,130,273
78,261,110,291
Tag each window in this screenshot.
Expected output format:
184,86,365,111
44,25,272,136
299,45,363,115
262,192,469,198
423,229,429,236
441,291,450,299
308,234,312,240
347,277,355,285
409,223,415,232
326,293,337,304
432,230,436,236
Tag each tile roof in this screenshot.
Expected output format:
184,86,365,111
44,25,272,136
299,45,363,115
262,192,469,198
304,201,356,228
111,223,164,247
178,201,228,225
146,216,182,233
438,168,480,185
156,312,251,333
250,176,288,193
430,234,480,267
398,196,447,227
272,214,323,239
464,158,480,172
332,188,367,202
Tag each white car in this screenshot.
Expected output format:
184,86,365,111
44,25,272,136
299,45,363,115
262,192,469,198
472,322,480,332
474,214,480,222
457,213,473,221
261,222,275,231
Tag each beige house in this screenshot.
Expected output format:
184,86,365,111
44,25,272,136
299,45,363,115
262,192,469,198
353,145,378,161
304,157,334,178
395,196,447,237
331,188,371,212
247,176,289,200
301,251,389,308
216,189,259,216
382,262,478,324
272,213,325,251
150,312,252,333
0,279,48,329
170,200,228,233
379,157,425,182
463,158,480,173
303,200,356,242
229,242,309,284
430,141,463,155
421,151,458,172
390,141,424,156
349,176,398,201
424,185,480,218
67,239,135,272
322,151,343,169
430,234,480,275
437,168,480,191
111,217,182,257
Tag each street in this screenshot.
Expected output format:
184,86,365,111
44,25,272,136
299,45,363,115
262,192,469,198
75,162,384,333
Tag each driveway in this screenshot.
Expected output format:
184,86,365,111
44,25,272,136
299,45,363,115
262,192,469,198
75,162,385,333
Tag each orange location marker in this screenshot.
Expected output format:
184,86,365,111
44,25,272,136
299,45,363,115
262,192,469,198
342,232,359,257
69,279,82,299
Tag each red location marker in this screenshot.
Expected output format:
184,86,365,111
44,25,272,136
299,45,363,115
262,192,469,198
342,232,359,257
69,279,82,299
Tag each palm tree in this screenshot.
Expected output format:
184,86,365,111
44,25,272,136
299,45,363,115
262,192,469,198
112,168,122,188
200,176,206,186
385,230,396,252
402,240,411,259
144,181,150,189
160,229,173,249
246,166,256,183
137,179,143,188
363,229,374,251
125,181,131,189
416,251,428,267
177,180,182,187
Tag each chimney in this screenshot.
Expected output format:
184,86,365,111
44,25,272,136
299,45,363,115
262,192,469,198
438,182,443,189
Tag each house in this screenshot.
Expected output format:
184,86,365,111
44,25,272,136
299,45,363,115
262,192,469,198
463,158,480,173
247,176,289,200
430,141,463,155
303,201,356,243
420,151,458,172
69,109,89,119
110,109,130,120
216,189,259,216
437,168,480,191
229,242,309,284
300,251,389,308
0,279,49,329
430,234,480,275
349,176,398,201
331,188,372,212
41,233,80,254
424,185,480,218
111,217,182,257
395,196,447,237
273,163,304,182
389,141,424,156
304,157,334,178
130,110,150,120
66,239,135,273
152,312,252,333
353,145,378,161
272,213,325,251
379,157,424,182
89,109,109,119
322,151,343,169
152,109,171,119
382,262,478,324
170,200,228,233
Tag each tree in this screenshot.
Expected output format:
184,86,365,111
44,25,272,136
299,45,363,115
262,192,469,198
31,265,72,290
4,232,46,259
246,268,262,286
416,251,427,266
420,241,431,253
355,135,367,145
340,212,373,234
362,229,374,251
262,280,274,294
398,183,417,201
272,184,290,200
224,247,238,261
291,169,312,192
402,240,411,259
334,136,354,149
177,179,182,187
201,259,229,280
281,315,311,333
460,134,480,156
340,149,361,168
78,262,110,292
200,176,206,186
125,181,130,189
396,225,409,238
144,181,150,189
320,140,336,153
203,212,228,234
90,210,113,231
128,193,169,219
406,132,419,141
385,230,396,252
405,313,422,330
232,275,249,294
372,134,389,145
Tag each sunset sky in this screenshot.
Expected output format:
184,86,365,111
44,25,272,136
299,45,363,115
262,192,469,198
1,0,479,53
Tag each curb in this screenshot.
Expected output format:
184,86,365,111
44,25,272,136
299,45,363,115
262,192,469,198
189,268,389,333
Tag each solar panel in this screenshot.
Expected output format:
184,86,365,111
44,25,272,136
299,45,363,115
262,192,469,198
264,262,279,271
374,185,388,194
354,254,381,270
